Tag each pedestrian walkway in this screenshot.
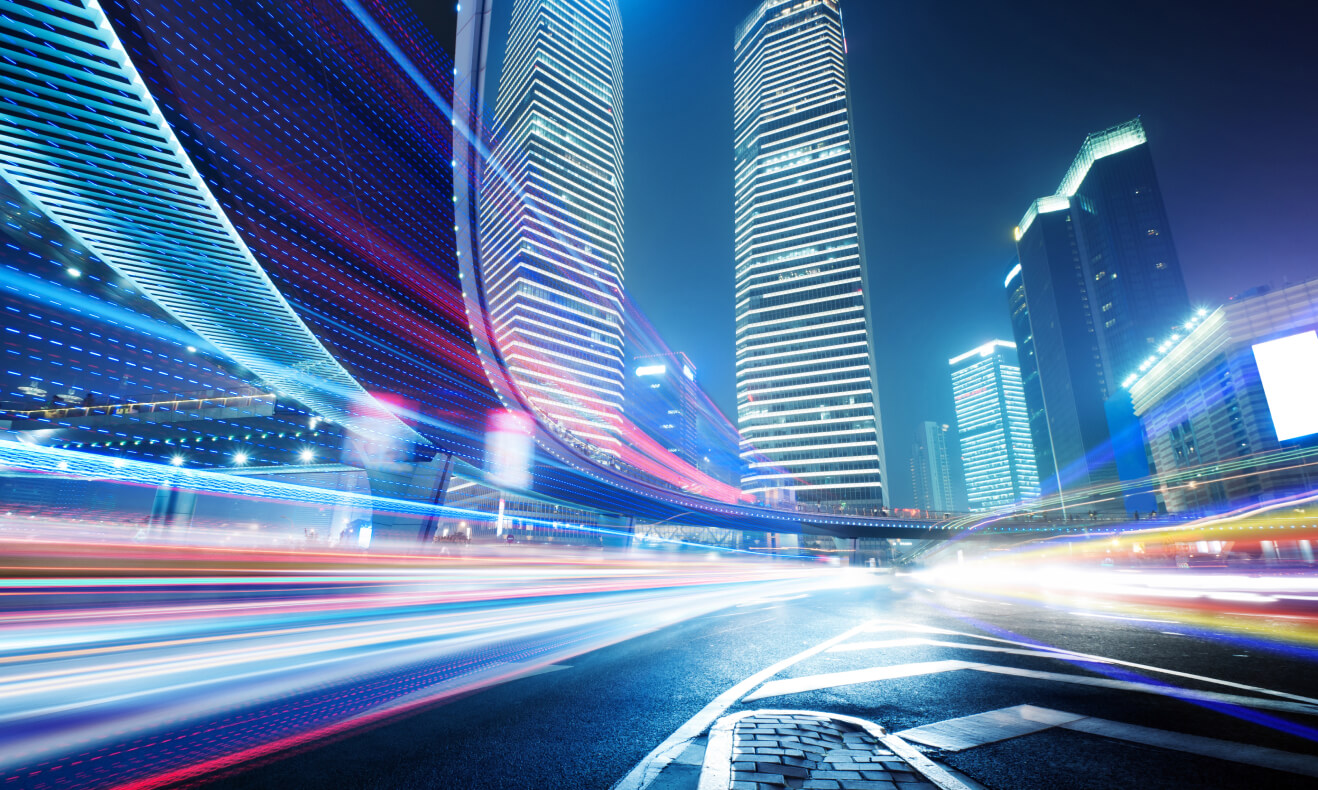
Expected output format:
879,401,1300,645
629,707,973,790
704,710,947,790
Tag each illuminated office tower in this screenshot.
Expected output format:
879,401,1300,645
733,0,887,509
950,341,1040,512
1013,119,1189,508
630,353,700,467
480,0,626,452
910,421,956,514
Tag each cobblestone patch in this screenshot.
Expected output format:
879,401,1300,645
727,713,937,790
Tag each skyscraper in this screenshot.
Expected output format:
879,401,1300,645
910,421,956,514
733,0,887,510
949,341,1040,512
1012,119,1189,509
630,353,700,467
1005,260,1058,497
479,0,626,453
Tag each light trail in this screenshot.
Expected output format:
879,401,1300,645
0,536,843,789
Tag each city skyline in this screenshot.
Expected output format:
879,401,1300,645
2,3,1317,789
483,0,1318,507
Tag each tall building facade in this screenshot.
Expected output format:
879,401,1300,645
733,0,887,509
480,0,626,453
1005,260,1057,497
1130,281,1318,513
910,421,956,514
630,353,700,467
1012,119,1189,509
950,341,1040,512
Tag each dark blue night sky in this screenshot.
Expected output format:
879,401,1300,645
475,0,1318,506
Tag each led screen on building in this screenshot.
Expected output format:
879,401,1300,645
1252,330,1318,442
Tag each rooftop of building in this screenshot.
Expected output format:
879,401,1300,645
1127,275,1318,409
949,339,1016,366
1014,118,1147,241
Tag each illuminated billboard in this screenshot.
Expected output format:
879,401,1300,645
1252,330,1318,442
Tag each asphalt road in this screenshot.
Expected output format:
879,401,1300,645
201,574,1318,790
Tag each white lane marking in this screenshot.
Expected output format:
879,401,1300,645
880,732,981,790
698,709,974,790
897,704,1087,750
744,660,1318,716
900,705,1318,778
1062,715,1318,778
859,623,1318,706
829,637,1113,663
698,710,758,790
610,619,879,790
1069,611,1176,624
745,661,966,701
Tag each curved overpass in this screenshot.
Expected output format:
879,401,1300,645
1,0,962,538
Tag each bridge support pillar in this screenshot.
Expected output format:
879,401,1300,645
148,480,196,536
362,454,455,544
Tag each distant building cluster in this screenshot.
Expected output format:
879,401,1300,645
4,0,1309,533
925,117,1318,516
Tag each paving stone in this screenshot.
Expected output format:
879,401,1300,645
737,772,788,785
725,712,945,790
813,770,866,780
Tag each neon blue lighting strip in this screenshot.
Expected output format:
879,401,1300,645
0,0,425,447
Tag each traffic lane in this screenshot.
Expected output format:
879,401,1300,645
905,583,1318,699
205,581,905,790
731,593,1318,789
0,566,851,789
943,727,1315,790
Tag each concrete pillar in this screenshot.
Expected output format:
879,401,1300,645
363,454,454,544
148,480,196,536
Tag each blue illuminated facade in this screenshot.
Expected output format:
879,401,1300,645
1012,120,1188,512
949,341,1039,512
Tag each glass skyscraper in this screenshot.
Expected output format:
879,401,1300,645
480,0,626,453
1013,119,1189,510
1005,260,1057,497
949,341,1040,512
733,0,886,510
910,421,956,515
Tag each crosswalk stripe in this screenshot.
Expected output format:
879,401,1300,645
898,705,1318,778
744,660,1318,716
